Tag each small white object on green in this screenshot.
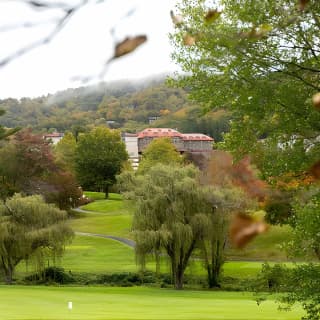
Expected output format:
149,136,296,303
68,301,73,310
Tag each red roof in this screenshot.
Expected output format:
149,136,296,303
138,128,182,138
43,133,64,138
137,128,213,141
182,133,213,141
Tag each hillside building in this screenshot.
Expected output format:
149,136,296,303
123,128,213,169
137,128,213,153
43,132,64,145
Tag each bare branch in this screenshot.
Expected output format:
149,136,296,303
0,0,89,67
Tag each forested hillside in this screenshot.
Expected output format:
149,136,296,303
0,78,229,141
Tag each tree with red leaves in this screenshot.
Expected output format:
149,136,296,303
0,129,81,209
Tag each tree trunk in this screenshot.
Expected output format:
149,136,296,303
173,264,184,290
104,185,109,199
207,265,221,288
2,263,14,284
1,256,17,284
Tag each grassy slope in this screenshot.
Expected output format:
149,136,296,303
0,286,303,320
70,214,132,238
226,225,292,261
15,192,292,279
76,192,292,261
62,236,136,273
70,192,132,238
59,236,267,278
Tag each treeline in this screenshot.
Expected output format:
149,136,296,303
0,78,230,141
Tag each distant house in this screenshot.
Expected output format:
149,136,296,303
122,133,139,170
137,128,213,154
43,132,64,145
148,116,161,124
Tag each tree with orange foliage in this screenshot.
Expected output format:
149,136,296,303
188,150,268,287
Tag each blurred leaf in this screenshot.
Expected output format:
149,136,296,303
298,0,309,11
312,92,320,110
170,10,184,27
204,9,221,24
183,33,196,46
310,160,320,179
239,24,272,40
229,213,268,248
114,35,147,59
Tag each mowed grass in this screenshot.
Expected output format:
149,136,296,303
226,225,293,261
0,286,303,320
66,191,293,277
60,236,270,278
61,235,137,273
84,191,107,201
76,192,292,261
81,193,127,213
15,236,137,277
70,213,132,238
70,192,133,238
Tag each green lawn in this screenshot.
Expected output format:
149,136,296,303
226,225,292,261
70,192,132,238
62,236,136,273
0,286,303,320
14,234,292,282
81,193,127,213
60,237,273,278
84,191,107,201
15,236,136,277
70,213,132,238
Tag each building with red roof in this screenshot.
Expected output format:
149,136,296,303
43,132,64,145
137,128,213,153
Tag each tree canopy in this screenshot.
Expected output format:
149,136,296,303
171,0,320,179
138,137,184,174
74,127,128,198
0,194,73,284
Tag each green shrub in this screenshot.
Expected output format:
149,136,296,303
24,267,75,284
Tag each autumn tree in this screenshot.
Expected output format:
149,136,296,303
0,194,73,284
191,150,265,287
138,137,184,174
171,0,320,180
171,1,320,316
0,129,81,208
0,129,56,199
74,127,128,198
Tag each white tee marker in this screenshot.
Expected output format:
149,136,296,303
68,301,73,310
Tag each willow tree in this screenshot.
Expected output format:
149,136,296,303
125,164,216,289
138,137,184,174
0,194,73,284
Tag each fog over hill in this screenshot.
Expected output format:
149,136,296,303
0,74,230,141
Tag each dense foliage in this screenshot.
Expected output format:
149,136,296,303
0,129,81,209
137,138,184,174
171,0,320,180
0,80,229,141
75,127,128,198
0,194,73,284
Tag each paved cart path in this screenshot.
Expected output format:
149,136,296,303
75,231,136,248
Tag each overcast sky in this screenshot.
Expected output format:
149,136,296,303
0,0,180,99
